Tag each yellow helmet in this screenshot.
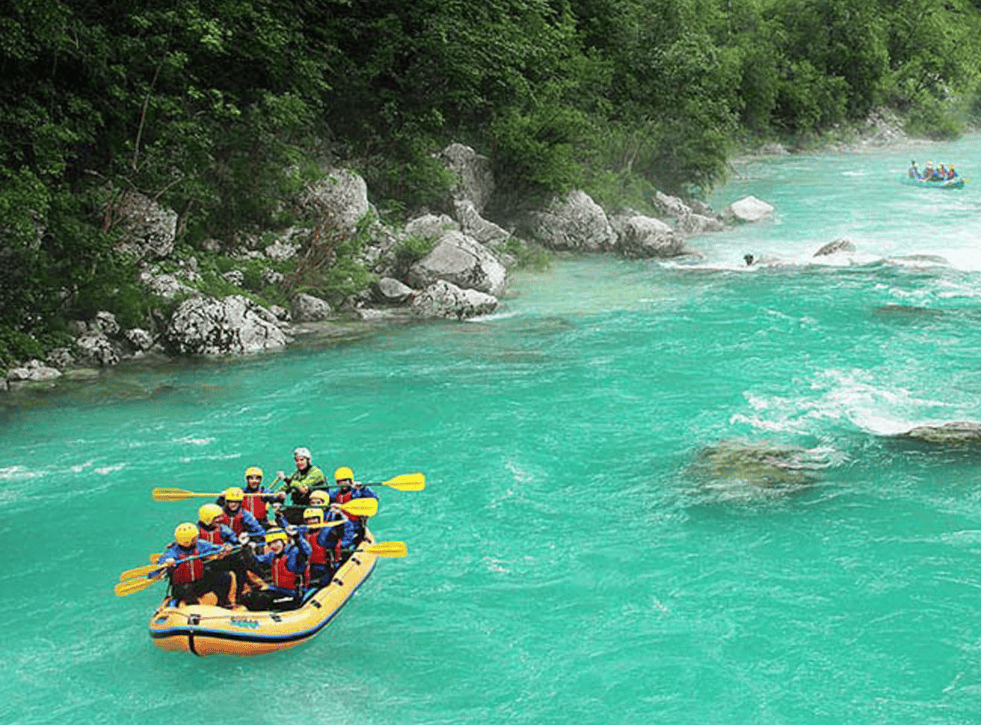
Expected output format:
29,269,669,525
198,504,223,526
224,486,245,502
244,466,263,480
174,522,198,547
309,490,329,505
303,507,324,523
334,466,354,481
265,530,288,545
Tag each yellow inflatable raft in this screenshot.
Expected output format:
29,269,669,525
149,531,379,657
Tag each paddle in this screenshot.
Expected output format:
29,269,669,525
248,518,349,541
117,546,240,584
114,571,167,597
363,473,426,492
364,541,408,557
153,487,278,502
120,563,167,581
279,497,379,518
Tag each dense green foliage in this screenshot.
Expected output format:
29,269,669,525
2,0,981,365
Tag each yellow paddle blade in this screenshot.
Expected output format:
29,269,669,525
149,553,162,564
114,572,166,597
382,473,426,491
307,519,347,531
366,541,408,557
119,564,164,581
338,497,378,517
151,487,210,502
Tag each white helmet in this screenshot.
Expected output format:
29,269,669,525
293,446,312,461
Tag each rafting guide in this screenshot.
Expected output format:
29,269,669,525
116,451,425,656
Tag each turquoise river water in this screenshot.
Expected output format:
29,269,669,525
2,138,981,725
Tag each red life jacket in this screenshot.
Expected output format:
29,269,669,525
305,530,329,567
197,523,223,544
271,550,300,591
172,548,205,585
335,489,358,521
243,488,268,520
217,509,245,534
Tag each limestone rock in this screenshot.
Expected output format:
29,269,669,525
723,195,775,224
653,192,691,218
7,359,62,382
374,277,414,304
437,143,495,214
405,214,458,241
410,280,498,320
76,331,121,367
165,295,288,355
615,215,686,258
302,168,370,233
290,292,332,322
113,191,178,261
408,230,508,296
530,190,617,252
454,199,510,248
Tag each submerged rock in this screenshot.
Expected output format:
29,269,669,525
814,238,856,257
687,439,832,501
896,421,981,445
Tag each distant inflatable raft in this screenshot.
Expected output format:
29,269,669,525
149,531,378,657
901,175,967,189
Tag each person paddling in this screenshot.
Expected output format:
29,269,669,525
244,528,311,611
198,503,267,599
241,466,280,529
160,523,236,608
197,504,237,545
215,486,265,538
330,466,377,548
278,447,327,523
298,507,334,586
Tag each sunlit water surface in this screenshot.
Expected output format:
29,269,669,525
3,139,981,724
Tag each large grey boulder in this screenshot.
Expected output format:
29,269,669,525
675,210,726,236
165,295,288,355
410,280,498,320
123,328,155,352
530,190,617,252
113,191,178,261
454,200,510,249
140,271,196,301
75,330,121,367
374,277,414,304
614,215,686,258
7,359,62,382
408,230,508,297
653,192,691,218
723,195,774,224
437,143,495,214
290,292,332,322
405,213,458,240
302,168,370,233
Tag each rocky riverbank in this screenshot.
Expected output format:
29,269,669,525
4,142,779,393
